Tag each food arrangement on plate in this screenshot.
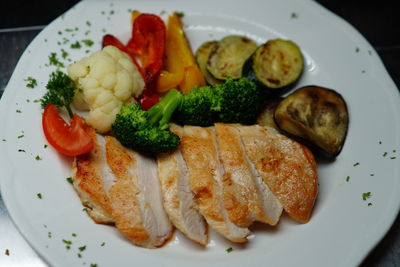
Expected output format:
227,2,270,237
40,11,349,249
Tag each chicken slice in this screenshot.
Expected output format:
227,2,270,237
236,125,318,223
215,123,282,226
181,125,250,243
71,126,115,224
157,125,208,245
105,136,172,248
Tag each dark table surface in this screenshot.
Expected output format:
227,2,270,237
1,0,399,266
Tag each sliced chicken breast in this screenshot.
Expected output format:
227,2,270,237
157,125,208,246
71,126,115,224
181,125,250,243
105,136,173,248
236,125,318,223
215,123,282,226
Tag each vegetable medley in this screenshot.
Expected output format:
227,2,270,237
40,10,349,157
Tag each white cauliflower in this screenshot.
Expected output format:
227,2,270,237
67,45,145,133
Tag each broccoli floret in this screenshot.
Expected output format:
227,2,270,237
175,77,264,126
112,89,182,154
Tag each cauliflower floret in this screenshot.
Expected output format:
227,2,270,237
67,45,145,133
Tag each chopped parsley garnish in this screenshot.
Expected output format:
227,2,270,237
86,21,91,26
101,242,105,247
383,152,388,157
379,141,382,144
390,156,396,159
61,49,69,59
353,162,360,167
49,52,65,68
177,11,185,18
290,12,298,19
345,176,350,182
18,149,26,152
79,245,86,252
78,253,82,258
62,239,72,245
37,193,43,199
90,264,98,267
66,177,74,184
48,232,52,238
24,77,38,88
35,155,42,160
362,192,372,201
44,144,48,148
70,41,82,49
16,109,21,113
368,203,373,206
355,47,360,53
2,139,6,142
17,135,24,139
82,39,94,47
226,247,233,253
72,233,77,237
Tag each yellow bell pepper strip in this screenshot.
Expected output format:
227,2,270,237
156,12,205,93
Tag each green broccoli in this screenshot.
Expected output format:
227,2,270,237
175,77,264,126
113,77,265,154
112,89,182,154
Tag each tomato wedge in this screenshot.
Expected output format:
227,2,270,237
42,104,93,156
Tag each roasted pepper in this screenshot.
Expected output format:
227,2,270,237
127,13,166,84
156,12,205,93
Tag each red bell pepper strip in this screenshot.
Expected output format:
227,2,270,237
126,14,166,84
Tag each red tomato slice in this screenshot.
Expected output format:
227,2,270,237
42,104,93,156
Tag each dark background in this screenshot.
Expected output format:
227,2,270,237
1,1,399,266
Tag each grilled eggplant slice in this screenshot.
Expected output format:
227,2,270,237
207,35,257,80
243,39,303,95
195,41,223,85
274,85,349,157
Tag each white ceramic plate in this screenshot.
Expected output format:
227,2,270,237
1,0,400,266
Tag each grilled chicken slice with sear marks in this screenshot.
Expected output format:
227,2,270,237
71,126,115,224
181,125,250,243
157,125,208,245
105,136,173,248
215,123,283,226
236,125,318,223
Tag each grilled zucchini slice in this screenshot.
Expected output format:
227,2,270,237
274,86,349,157
207,35,257,80
243,39,303,94
195,41,223,85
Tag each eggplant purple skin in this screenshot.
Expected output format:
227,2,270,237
272,85,349,159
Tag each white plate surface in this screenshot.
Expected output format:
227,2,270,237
1,0,400,266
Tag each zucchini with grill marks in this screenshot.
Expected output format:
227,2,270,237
207,35,257,80
274,85,349,157
195,41,223,85
243,39,303,95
